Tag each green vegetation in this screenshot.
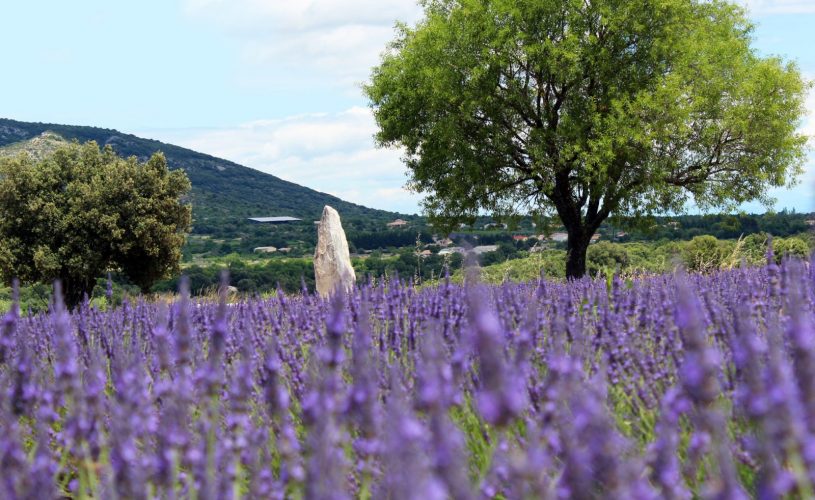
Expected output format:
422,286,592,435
0,118,404,237
155,233,812,300
0,119,810,307
0,142,191,307
150,250,466,297
587,242,629,277
366,0,809,278
443,235,812,285
603,210,813,241
153,256,315,296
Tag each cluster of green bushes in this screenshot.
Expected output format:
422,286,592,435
0,276,142,314
170,232,813,296
154,250,464,297
355,250,465,283
151,257,316,296
6,233,809,308
447,233,812,285
588,233,811,277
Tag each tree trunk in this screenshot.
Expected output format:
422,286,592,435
565,230,591,280
61,277,91,310
550,176,607,279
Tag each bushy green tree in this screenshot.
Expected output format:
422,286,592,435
683,235,728,273
0,141,191,307
741,232,770,265
587,242,629,277
774,236,810,263
366,0,809,278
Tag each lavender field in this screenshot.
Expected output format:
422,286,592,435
1,256,815,499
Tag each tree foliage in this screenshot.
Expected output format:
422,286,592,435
682,235,729,273
773,236,810,263
587,241,629,276
0,141,191,306
366,0,809,278
0,118,401,237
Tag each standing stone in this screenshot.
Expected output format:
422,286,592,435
314,205,356,297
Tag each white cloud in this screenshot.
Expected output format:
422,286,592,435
182,0,423,89
171,0,815,215
138,107,424,214
141,83,815,216
183,0,421,33
735,0,815,14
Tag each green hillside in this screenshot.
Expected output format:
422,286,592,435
0,118,405,234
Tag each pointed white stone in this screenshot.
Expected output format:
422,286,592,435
313,205,356,297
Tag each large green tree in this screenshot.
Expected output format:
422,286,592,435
0,141,191,307
365,0,809,278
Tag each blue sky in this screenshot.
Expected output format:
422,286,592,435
0,0,812,215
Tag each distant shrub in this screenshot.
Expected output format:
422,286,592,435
236,278,258,293
587,242,629,277
774,236,811,263
682,235,729,273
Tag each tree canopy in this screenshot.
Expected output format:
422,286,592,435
0,141,191,307
365,0,810,278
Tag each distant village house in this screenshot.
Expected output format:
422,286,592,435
387,218,409,228
439,247,466,255
471,245,499,254
248,216,302,224
543,232,600,243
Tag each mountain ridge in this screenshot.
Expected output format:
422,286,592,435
0,117,406,233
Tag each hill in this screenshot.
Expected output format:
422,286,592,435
0,118,405,234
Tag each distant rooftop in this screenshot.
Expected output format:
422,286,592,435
387,218,409,227
471,245,499,254
248,216,302,223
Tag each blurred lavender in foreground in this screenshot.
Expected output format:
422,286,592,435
0,260,813,497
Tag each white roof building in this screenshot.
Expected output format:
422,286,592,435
471,245,499,254
248,216,302,223
439,247,466,255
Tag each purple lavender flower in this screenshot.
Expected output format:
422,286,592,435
323,292,347,370
51,281,80,404
303,408,350,500
557,372,657,499
0,407,30,497
375,365,445,500
173,276,193,370
2,253,813,497
647,388,691,500
0,280,19,365
345,302,382,477
468,286,527,426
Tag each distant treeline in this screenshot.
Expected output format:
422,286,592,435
605,210,812,241
181,210,814,260
347,229,434,251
